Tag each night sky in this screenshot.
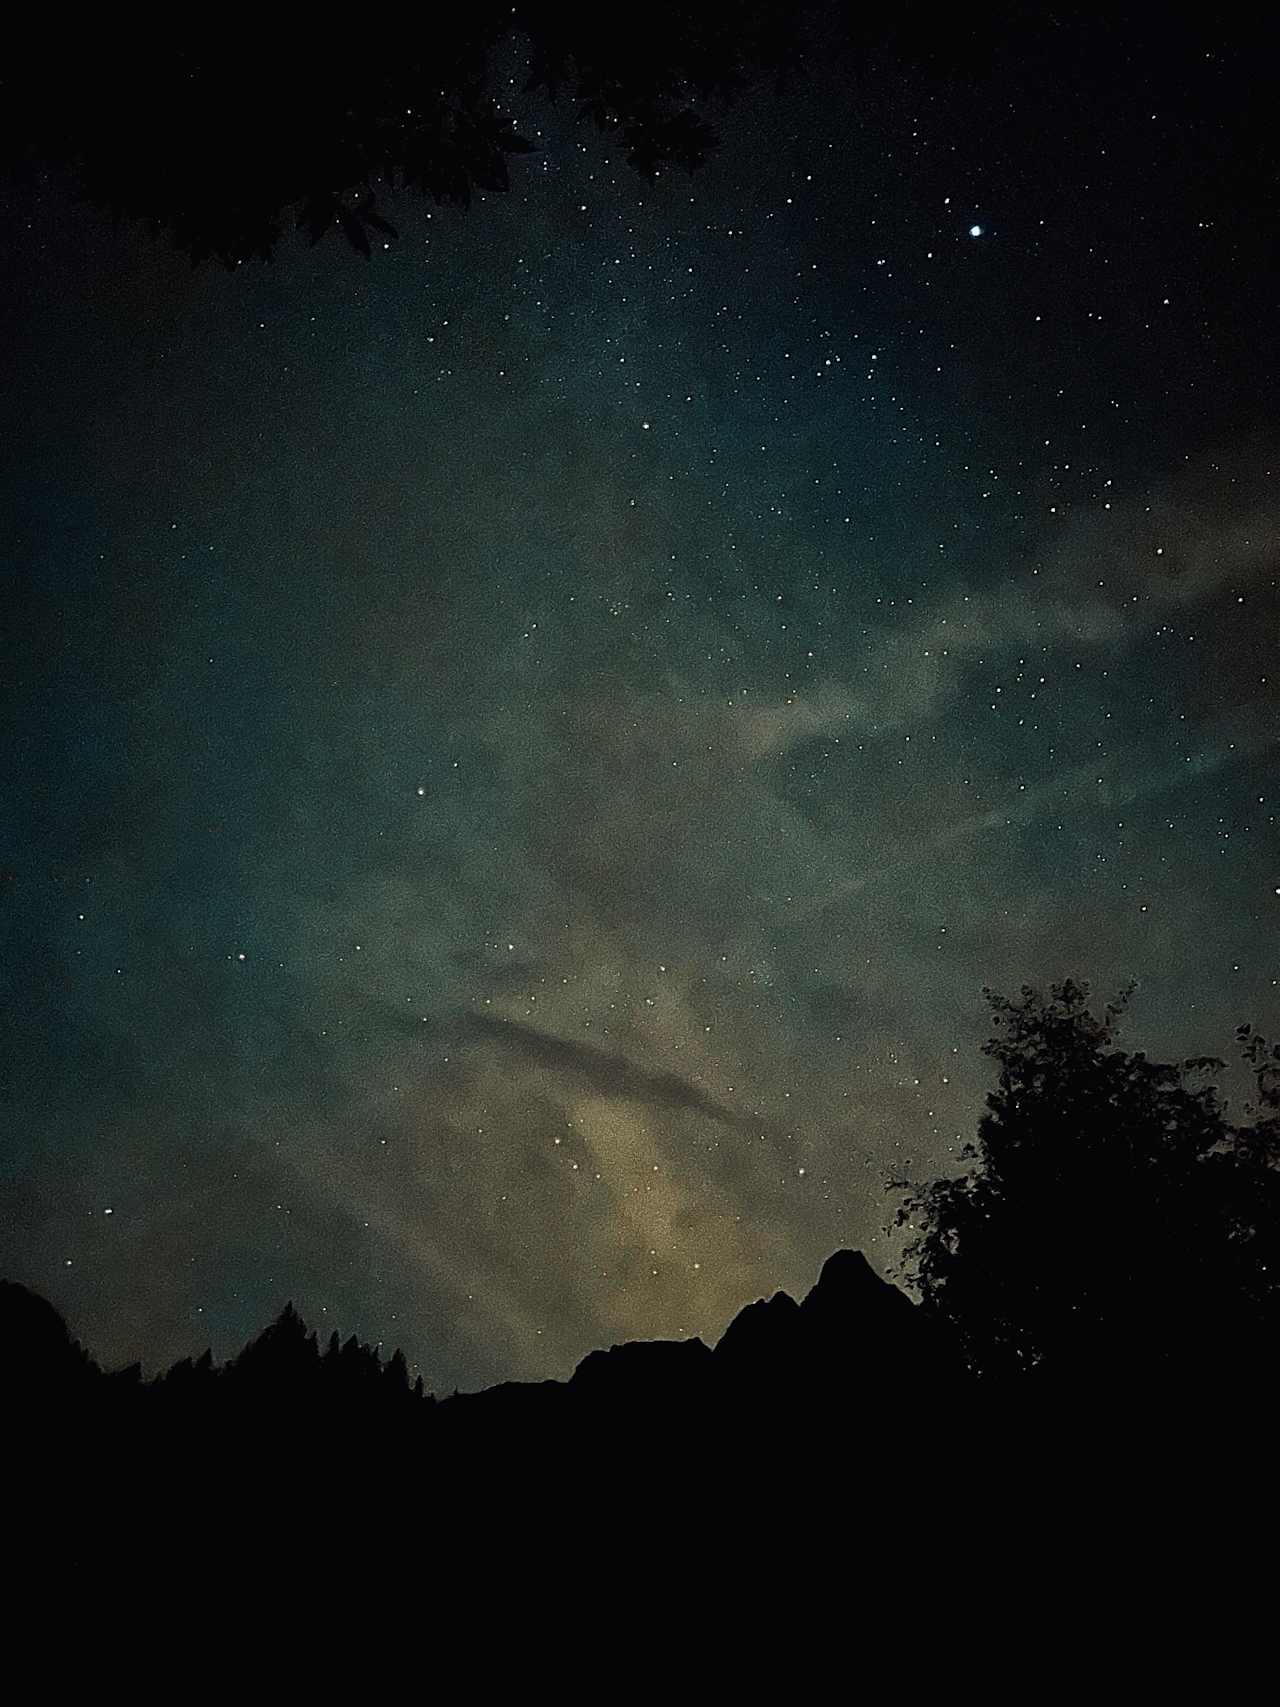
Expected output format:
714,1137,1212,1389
3,12,1277,1393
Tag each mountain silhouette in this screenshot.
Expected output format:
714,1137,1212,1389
6,1242,1271,1578
3,1247,960,1461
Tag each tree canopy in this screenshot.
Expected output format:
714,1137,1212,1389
892,979,1280,1382
4,5,807,266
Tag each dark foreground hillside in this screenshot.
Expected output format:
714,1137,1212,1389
7,1248,1277,1624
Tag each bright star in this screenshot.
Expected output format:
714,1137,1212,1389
969,224,983,237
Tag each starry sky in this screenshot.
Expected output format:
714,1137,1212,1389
3,11,1277,1392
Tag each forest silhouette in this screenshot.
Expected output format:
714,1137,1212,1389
8,978,1278,1494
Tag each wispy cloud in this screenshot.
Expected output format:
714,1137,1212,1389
463,1010,759,1134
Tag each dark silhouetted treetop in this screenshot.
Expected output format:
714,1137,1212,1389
891,979,1280,1380
4,5,810,267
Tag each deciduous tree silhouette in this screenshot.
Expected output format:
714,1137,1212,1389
891,979,1280,1385
6,5,808,267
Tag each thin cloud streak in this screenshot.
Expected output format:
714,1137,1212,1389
790,719,1278,926
462,1011,761,1135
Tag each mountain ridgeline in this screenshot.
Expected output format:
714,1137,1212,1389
3,1249,958,1439
7,980,1278,1481
4,1235,1272,1458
